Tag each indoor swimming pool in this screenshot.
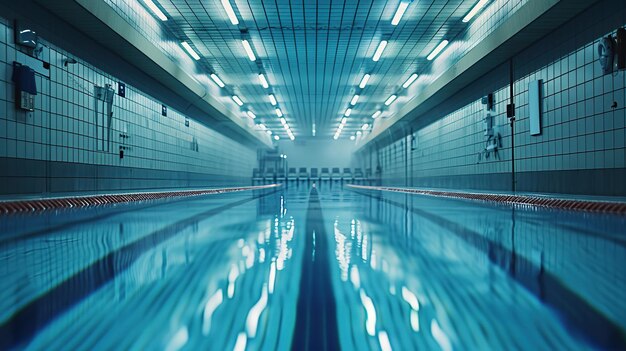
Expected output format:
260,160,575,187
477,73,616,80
0,184,625,350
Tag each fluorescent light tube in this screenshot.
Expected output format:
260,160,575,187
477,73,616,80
350,95,360,106
463,0,489,23
221,0,239,25
362,123,370,130
344,108,352,116
268,94,277,106
275,108,283,117
232,95,244,106
289,135,295,140
341,117,347,125
258,74,269,89
280,117,287,125
391,2,410,26
372,110,382,119
246,111,256,119
142,0,167,21
384,95,397,106
359,74,370,88
427,40,449,61
210,74,225,87
181,41,200,60
402,73,418,88
242,40,256,61
372,40,388,62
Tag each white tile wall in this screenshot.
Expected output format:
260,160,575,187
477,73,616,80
372,0,626,193
0,17,256,190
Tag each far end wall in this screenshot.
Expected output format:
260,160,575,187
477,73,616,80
277,139,357,172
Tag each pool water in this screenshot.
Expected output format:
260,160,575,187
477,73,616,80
0,184,625,350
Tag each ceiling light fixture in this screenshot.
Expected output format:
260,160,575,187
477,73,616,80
211,73,225,88
427,40,449,61
344,108,352,117
372,40,388,62
402,73,418,88
232,95,244,106
350,95,360,106
391,1,410,26
181,41,200,60
268,94,277,106
359,74,371,89
210,73,225,88
142,0,167,21
246,111,256,119
221,0,239,25
275,108,283,117
341,117,348,125
463,0,489,23
274,135,280,140
280,117,287,125
372,110,382,119
242,40,256,61
258,73,269,89
384,95,397,106
362,123,370,130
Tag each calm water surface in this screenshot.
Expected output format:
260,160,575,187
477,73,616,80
0,184,625,350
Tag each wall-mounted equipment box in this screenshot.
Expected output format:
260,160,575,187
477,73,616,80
12,63,37,111
14,22,38,48
529,80,542,136
617,28,626,70
118,82,126,97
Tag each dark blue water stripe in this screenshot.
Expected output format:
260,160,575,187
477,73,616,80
0,190,276,350
355,190,626,350
290,188,340,351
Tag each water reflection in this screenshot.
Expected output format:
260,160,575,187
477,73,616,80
341,188,626,349
0,187,624,349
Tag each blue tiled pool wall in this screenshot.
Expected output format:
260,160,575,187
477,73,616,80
0,17,257,195
360,0,626,196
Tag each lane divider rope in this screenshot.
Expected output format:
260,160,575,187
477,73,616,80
0,184,282,215
347,184,626,215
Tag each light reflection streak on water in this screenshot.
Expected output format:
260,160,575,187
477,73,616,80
350,266,360,289
202,289,224,335
431,319,453,351
359,289,377,336
401,286,420,332
233,332,247,351
246,284,269,338
269,261,277,294
378,330,393,351
164,326,188,351
227,264,239,299
276,220,295,271
334,221,351,281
